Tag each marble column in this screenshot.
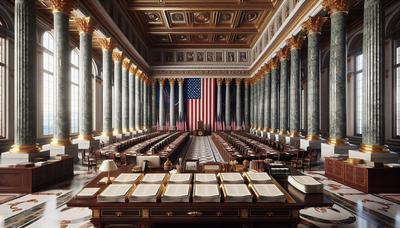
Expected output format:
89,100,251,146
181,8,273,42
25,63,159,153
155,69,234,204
151,80,156,129
259,75,265,131
235,78,242,130
129,66,136,132
278,47,290,136
255,78,259,130
169,78,176,130
112,51,123,136
7,0,40,156
159,79,165,130
264,65,271,133
216,79,223,124
270,58,280,133
143,76,148,130
225,78,232,130
251,81,255,130
121,58,130,135
349,0,398,162
287,35,304,137
99,38,114,142
244,79,250,129
177,79,184,128
134,70,141,130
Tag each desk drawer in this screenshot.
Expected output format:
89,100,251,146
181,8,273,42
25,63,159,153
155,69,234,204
101,209,141,218
150,208,240,218
250,209,292,217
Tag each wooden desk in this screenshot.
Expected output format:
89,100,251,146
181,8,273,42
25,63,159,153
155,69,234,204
67,166,333,228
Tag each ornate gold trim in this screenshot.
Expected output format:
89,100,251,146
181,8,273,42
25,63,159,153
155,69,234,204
49,0,76,15
225,78,232,85
305,134,320,141
50,137,72,146
113,129,122,136
78,134,94,141
112,51,123,62
277,47,290,61
122,58,131,69
327,138,347,146
129,65,138,74
287,35,305,50
158,78,165,86
99,37,114,51
322,0,350,15
359,144,389,154
302,16,327,34
101,131,113,137
235,78,242,85
288,131,300,137
270,57,279,70
177,78,184,86
216,78,223,86
74,17,95,34
169,78,175,86
10,144,40,154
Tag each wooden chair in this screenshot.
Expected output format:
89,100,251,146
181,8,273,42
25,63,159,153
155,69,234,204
290,149,308,171
303,148,320,170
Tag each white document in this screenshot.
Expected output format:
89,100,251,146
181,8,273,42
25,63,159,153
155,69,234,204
141,173,167,184
222,184,252,202
194,173,218,184
193,184,220,203
288,175,323,193
114,173,142,184
245,172,272,184
162,184,191,202
251,184,286,202
97,184,132,202
169,173,192,184
219,173,244,183
76,187,100,198
129,184,161,202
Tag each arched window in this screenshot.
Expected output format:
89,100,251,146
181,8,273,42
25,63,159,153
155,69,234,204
0,16,7,138
42,31,55,135
70,49,79,134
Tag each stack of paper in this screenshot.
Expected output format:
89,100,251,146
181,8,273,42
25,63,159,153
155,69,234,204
250,184,286,202
194,173,218,184
113,173,142,184
288,175,323,193
162,184,191,202
169,173,192,184
97,184,132,202
222,184,252,202
244,172,272,184
129,184,162,202
219,173,244,184
76,187,100,198
193,184,220,202
141,173,167,184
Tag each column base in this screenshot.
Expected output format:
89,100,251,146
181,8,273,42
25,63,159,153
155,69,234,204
285,136,301,147
72,138,100,150
1,150,50,165
95,135,115,145
300,138,326,150
321,143,357,159
42,143,79,161
348,149,399,163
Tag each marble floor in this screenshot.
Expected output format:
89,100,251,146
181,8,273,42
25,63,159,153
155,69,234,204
184,136,223,163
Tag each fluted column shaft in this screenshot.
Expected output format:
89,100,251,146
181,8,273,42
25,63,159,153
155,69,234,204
279,56,289,134
113,54,122,135
259,77,265,130
128,68,135,131
289,46,301,136
169,79,175,129
255,80,259,129
244,80,250,128
159,80,165,130
251,83,254,129
264,71,271,131
143,79,148,128
122,59,130,133
360,0,385,152
236,79,242,129
271,68,279,131
134,73,140,130
178,79,184,123
12,0,38,152
52,8,72,145
151,82,156,128
139,78,143,128
101,40,113,136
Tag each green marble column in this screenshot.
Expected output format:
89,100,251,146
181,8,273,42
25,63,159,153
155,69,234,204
264,68,271,131
244,79,250,129
278,48,290,135
270,58,280,132
151,81,156,128
259,76,265,130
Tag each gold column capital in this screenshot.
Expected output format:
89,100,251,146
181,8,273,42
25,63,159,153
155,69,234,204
322,0,350,14
10,144,40,154
159,78,165,86
49,0,77,15
135,69,143,78
112,51,123,62
99,37,114,51
74,17,95,34
122,58,131,69
235,78,242,85
270,57,280,70
225,78,232,86
277,47,290,61
302,16,327,34
216,78,223,86
287,35,305,50
177,78,184,86
168,78,175,86
244,78,251,85
359,144,389,154
264,62,271,74
129,65,137,74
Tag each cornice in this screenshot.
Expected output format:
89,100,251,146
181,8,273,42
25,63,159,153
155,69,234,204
152,69,251,78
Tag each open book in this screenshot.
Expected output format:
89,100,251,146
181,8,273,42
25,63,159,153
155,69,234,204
76,187,100,198
193,184,220,203
141,173,167,184
169,173,192,184
244,172,272,184
250,184,286,202
222,184,252,202
97,184,132,203
288,175,323,193
162,184,191,203
219,173,244,184
113,173,142,184
194,173,218,184
129,184,162,202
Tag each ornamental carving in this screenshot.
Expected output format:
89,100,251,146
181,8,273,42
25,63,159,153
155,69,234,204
322,0,350,14
225,78,232,85
122,58,131,69
286,35,305,49
302,16,327,34
177,78,184,85
129,65,137,74
216,78,223,85
277,47,290,61
152,69,251,77
48,0,76,15
264,63,271,73
270,57,280,70
235,78,242,85
75,17,95,34
159,78,165,86
169,78,176,85
135,69,143,78
99,37,114,51
112,51,123,62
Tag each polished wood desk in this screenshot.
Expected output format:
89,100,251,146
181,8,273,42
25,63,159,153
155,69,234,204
67,166,332,228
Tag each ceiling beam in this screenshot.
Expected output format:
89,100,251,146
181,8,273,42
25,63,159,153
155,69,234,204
147,28,258,34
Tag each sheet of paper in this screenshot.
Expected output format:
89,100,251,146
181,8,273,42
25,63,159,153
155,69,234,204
131,184,161,197
142,173,166,183
163,184,190,197
99,184,132,197
114,173,141,184
195,173,218,183
76,188,100,197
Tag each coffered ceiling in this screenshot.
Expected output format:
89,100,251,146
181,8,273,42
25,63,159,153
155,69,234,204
126,0,277,48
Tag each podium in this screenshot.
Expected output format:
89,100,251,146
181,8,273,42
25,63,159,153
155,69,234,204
193,121,211,136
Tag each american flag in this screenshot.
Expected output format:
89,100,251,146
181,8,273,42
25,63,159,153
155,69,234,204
186,78,215,132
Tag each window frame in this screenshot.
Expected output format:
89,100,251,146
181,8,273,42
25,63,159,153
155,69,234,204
353,51,363,136
41,31,55,136
70,49,79,134
0,34,8,139
392,35,400,138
